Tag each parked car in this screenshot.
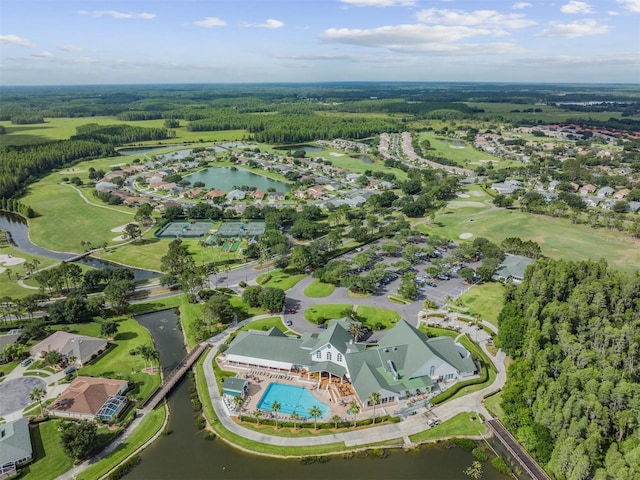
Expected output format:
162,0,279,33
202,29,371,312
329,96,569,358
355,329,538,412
63,365,77,375
285,319,293,327
289,308,297,314
427,281,437,287
21,357,34,367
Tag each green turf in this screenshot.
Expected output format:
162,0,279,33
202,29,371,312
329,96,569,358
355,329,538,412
457,283,506,327
0,245,58,299
409,412,486,442
256,269,306,291
418,131,514,170
240,316,283,332
53,317,161,402
304,304,353,323
21,419,74,480
304,280,336,298
484,391,505,419
355,305,401,328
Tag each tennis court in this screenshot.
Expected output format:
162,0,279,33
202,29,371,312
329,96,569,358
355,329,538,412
155,222,214,238
217,221,266,238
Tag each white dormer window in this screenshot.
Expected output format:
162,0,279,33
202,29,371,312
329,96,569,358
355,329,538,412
337,353,343,362
326,352,332,361
316,351,321,359
430,365,435,376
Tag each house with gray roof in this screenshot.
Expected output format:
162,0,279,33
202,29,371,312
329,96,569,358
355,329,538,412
0,328,23,353
30,331,108,366
0,417,33,476
492,254,534,284
598,186,615,197
223,319,476,408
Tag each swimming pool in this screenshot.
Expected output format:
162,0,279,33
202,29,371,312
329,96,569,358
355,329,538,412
257,383,330,418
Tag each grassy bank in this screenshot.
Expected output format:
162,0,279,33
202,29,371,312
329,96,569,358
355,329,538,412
458,283,505,327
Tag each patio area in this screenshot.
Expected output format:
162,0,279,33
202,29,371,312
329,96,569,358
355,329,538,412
217,359,380,424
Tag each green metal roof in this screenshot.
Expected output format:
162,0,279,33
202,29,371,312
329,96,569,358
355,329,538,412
223,377,249,395
426,337,476,374
0,417,32,466
308,361,346,377
226,329,310,366
493,254,534,280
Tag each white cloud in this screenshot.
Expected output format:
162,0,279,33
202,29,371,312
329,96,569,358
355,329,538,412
608,10,620,15
58,45,83,52
243,19,285,29
561,1,594,14
194,17,227,28
617,0,640,13
416,8,536,29
512,2,532,9
31,51,54,59
78,10,155,20
321,24,521,55
340,0,417,6
0,34,35,48
537,19,609,37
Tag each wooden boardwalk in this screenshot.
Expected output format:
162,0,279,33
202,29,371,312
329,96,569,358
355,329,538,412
486,419,552,480
142,343,209,411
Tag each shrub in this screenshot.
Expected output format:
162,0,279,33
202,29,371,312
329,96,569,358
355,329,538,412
472,448,488,461
108,455,141,480
450,437,476,451
491,457,512,475
194,414,206,430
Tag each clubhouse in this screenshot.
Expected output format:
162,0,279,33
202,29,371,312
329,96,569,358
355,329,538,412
223,318,477,407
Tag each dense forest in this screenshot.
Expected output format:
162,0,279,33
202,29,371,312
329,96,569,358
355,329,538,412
497,258,640,479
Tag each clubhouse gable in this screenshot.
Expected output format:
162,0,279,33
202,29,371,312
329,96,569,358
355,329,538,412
223,318,476,407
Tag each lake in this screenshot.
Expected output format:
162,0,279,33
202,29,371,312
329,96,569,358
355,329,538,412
185,167,290,192
275,144,324,153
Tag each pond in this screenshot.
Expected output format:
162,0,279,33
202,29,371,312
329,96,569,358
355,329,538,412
184,167,290,192
117,146,173,156
353,155,374,164
128,309,510,480
274,144,324,153
440,139,466,148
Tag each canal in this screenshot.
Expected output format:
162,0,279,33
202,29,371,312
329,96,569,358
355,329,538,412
130,310,509,480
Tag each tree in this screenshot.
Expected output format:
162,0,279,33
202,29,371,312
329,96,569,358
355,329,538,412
309,405,323,430
204,294,236,325
348,322,364,343
233,394,244,412
332,414,342,429
100,320,118,338
271,401,281,429
67,355,78,376
42,350,63,367
288,246,311,273
368,392,381,424
260,287,285,313
290,411,300,429
103,280,135,313
458,267,476,282
348,401,360,428
30,386,46,416
161,239,193,276
398,272,418,300
61,421,98,460
253,409,263,425
613,200,629,214
123,223,142,243
242,285,264,308
134,203,154,226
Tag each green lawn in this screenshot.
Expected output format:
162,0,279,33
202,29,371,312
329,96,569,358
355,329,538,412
304,304,353,323
355,305,401,329
0,360,19,378
418,132,514,170
409,412,486,442
54,317,161,402
304,279,336,298
240,317,283,332
256,269,306,291
458,283,506,327
484,391,505,419
21,419,74,480
0,245,58,299
77,407,166,480
431,201,640,273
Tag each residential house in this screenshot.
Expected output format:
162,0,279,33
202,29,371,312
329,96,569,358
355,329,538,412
123,196,152,208
580,184,597,196
491,180,522,195
269,192,286,202
598,186,615,197
306,185,325,199
492,254,534,284
0,418,33,477
614,188,631,200
181,187,203,199
628,201,640,213
95,181,117,193
30,331,108,366
345,173,362,183
0,328,23,353
226,190,246,201
204,189,226,200
584,197,601,208
46,376,128,421
223,319,475,409
250,189,265,201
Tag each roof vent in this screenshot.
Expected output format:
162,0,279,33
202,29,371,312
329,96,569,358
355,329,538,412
383,348,389,353
393,347,398,351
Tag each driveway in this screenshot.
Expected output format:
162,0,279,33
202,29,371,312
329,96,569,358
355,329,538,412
0,376,46,417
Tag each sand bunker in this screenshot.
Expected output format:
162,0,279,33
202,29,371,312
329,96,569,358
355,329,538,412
456,193,470,198
459,232,473,239
112,235,126,242
111,224,131,233
448,201,485,209
329,152,345,157
0,254,26,267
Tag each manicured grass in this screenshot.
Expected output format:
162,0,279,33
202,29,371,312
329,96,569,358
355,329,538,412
21,419,74,480
0,245,58,298
484,391,505,419
304,304,353,323
431,200,640,273
240,316,283,332
77,407,166,480
457,283,506,327
180,296,205,350
0,360,19,378
54,318,161,402
228,296,268,320
256,269,306,291
418,132,513,169
409,412,486,442
130,295,183,315
355,305,401,329
304,279,336,298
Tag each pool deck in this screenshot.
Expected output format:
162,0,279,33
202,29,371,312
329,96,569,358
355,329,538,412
217,359,378,423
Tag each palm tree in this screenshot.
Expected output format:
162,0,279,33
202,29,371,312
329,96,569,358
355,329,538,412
67,355,78,377
348,400,360,428
368,392,381,424
271,401,281,429
253,409,263,425
309,405,323,430
30,386,47,417
233,395,244,414
290,411,300,430
332,414,342,429
348,322,364,343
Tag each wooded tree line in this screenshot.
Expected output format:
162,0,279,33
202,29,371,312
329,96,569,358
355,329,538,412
497,258,640,479
73,123,170,144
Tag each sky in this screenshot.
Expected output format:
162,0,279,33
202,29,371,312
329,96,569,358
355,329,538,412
1,0,639,85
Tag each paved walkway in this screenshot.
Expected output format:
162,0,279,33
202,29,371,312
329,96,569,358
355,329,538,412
202,313,506,448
